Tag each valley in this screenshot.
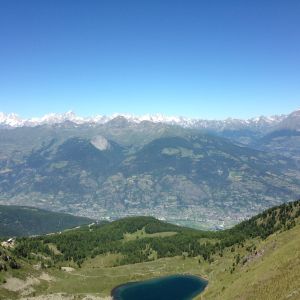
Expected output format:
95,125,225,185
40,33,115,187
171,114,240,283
0,109,300,228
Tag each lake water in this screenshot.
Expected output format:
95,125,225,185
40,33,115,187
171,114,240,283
111,274,208,300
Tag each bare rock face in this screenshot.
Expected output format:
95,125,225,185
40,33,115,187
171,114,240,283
90,136,111,151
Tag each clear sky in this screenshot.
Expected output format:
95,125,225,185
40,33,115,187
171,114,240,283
0,0,299,119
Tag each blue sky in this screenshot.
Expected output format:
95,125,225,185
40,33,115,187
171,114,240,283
0,0,299,119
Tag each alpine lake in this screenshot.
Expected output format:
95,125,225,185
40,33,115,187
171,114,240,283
111,274,208,300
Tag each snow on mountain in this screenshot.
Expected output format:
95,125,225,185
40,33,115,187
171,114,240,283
0,112,24,127
274,108,300,130
0,110,295,130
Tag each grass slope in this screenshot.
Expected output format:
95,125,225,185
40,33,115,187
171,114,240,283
202,220,300,300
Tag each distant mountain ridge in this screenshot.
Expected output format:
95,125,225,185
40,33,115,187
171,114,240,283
0,109,299,229
1,134,300,228
0,109,294,131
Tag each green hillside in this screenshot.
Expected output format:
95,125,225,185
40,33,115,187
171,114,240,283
203,219,300,300
0,200,299,299
0,205,93,237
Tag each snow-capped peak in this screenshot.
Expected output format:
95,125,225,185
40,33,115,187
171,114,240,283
27,111,85,125
0,110,293,130
0,112,24,127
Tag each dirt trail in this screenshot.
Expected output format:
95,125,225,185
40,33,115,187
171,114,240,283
20,294,112,300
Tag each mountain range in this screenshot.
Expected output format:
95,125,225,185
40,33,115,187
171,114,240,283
0,110,296,130
0,109,300,228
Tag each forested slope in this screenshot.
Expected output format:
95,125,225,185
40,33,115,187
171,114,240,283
0,205,93,237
